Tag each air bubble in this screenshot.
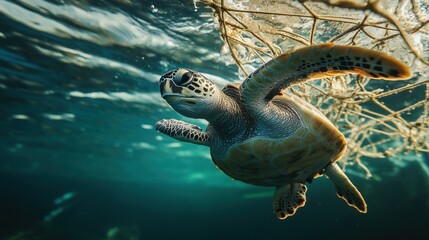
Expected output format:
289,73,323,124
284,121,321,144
151,4,158,13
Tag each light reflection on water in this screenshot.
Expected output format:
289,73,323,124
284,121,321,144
0,0,427,188
0,0,239,188
0,0,428,239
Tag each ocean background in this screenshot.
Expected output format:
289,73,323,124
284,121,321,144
0,0,428,239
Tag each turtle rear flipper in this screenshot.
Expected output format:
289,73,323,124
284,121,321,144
156,119,209,146
325,163,367,213
273,183,307,220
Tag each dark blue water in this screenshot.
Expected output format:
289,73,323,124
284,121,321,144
0,0,428,239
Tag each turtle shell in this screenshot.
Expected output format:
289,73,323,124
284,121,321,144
215,93,347,187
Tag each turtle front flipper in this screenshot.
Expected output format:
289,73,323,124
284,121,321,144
156,119,209,146
273,183,307,220
240,43,412,115
325,163,367,213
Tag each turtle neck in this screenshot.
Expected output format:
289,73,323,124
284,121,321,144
205,88,251,139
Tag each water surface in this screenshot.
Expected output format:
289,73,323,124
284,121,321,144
0,1,428,239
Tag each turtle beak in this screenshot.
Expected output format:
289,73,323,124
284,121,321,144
160,72,198,98
160,79,186,98
160,75,176,98
163,95,198,105
160,79,172,98
160,78,198,105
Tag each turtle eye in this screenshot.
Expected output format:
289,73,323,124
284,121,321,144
179,72,193,85
172,70,194,86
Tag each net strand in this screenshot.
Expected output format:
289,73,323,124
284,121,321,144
197,0,429,176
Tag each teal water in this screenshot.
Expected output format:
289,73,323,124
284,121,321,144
0,0,428,239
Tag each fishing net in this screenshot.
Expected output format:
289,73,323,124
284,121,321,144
195,0,429,177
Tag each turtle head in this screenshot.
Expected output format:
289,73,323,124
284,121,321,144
159,68,222,119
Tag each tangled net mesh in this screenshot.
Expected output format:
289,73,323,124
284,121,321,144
196,0,429,177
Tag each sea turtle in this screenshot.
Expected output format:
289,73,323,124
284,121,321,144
155,43,411,219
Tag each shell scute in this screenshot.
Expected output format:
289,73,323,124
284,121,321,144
221,132,344,186
294,127,307,137
303,132,317,145
217,90,347,187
